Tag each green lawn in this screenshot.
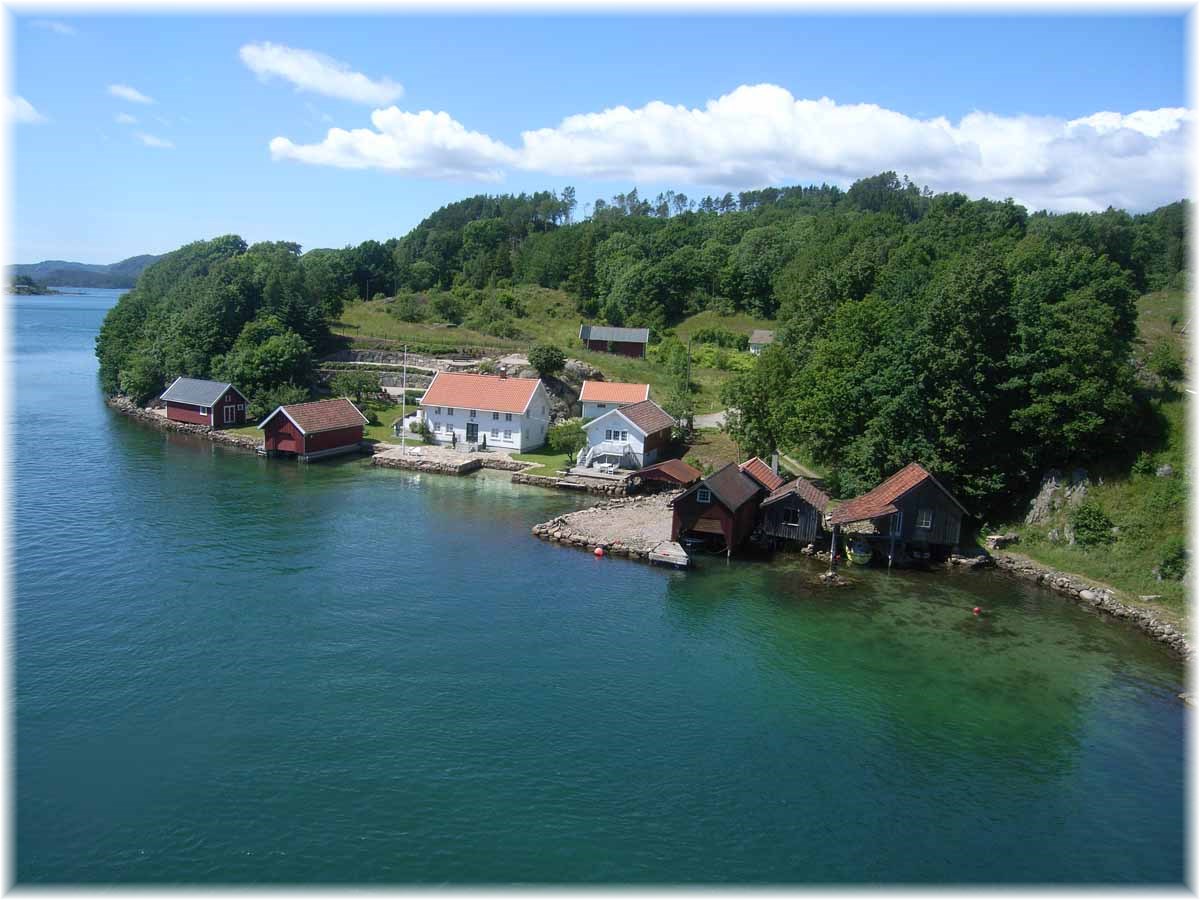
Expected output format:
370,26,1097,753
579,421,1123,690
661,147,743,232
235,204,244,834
511,447,575,477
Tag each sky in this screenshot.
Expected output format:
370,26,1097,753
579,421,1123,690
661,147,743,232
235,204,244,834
10,13,1190,264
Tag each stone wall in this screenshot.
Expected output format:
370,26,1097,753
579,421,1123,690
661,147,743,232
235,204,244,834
107,396,261,452
511,472,629,495
989,552,1190,657
371,452,481,476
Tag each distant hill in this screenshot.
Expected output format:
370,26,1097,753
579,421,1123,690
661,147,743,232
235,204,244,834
14,253,164,289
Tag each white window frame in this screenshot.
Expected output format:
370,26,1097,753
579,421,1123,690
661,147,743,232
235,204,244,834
470,409,477,419
434,406,442,414
492,411,500,420
505,413,513,422
224,405,236,424
697,487,712,504
491,428,499,438
917,508,933,529
504,430,512,440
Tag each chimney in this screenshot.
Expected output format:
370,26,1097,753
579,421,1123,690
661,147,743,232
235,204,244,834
771,451,779,474
499,369,507,379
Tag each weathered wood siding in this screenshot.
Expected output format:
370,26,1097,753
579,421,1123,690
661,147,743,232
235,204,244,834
890,480,963,546
760,496,825,544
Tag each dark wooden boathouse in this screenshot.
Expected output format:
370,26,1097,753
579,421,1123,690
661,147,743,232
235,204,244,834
828,462,968,564
759,477,831,546
670,462,768,557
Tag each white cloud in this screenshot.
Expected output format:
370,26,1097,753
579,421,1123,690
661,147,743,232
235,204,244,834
269,107,515,180
265,83,1191,212
240,42,403,106
108,83,154,104
114,112,138,125
135,131,174,149
7,96,47,124
30,19,76,35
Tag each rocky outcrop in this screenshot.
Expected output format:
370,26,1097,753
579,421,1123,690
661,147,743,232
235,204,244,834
992,552,1189,657
1025,468,1090,525
106,396,261,452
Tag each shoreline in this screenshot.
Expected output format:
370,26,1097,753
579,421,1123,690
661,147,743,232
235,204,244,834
107,395,1188,658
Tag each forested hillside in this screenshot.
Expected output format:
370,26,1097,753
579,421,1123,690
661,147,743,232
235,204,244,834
95,172,1187,520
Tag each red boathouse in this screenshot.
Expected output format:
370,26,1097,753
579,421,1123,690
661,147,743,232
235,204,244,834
258,398,368,462
160,377,248,428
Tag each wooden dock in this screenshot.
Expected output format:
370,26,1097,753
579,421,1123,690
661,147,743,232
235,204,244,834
649,541,691,569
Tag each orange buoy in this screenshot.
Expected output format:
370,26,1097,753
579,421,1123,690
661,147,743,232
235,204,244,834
594,547,605,557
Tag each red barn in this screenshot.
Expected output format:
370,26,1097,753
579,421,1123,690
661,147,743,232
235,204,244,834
160,377,248,428
578,324,649,358
258,398,368,462
670,462,769,557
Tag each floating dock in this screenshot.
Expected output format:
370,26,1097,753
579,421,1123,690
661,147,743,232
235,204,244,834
649,541,691,569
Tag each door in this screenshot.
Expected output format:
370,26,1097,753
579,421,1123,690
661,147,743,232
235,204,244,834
466,422,479,443
223,403,236,425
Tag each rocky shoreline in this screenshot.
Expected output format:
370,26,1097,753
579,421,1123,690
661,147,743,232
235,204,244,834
106,396,262,451
531,494,677,562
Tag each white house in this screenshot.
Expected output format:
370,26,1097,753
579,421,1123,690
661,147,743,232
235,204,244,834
578,380,650,421
580,399,676,470
419,371,551,451
749,329,775,355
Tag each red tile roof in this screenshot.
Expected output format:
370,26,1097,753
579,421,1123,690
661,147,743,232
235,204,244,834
828,462,965,525
739,457,785,493
420,371,541,415
636,458,702,485
579,380,650,404
262,398,368,434
762,477,831,511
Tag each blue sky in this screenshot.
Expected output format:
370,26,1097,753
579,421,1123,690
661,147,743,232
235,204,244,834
12,13,1189,263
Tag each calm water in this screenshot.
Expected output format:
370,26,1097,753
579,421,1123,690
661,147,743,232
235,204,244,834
14,290,1186,884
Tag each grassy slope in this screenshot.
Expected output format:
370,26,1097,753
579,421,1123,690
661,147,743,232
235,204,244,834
992,289,1188,625
336,286,769,414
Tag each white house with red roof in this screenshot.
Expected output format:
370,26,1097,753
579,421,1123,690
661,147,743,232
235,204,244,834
580,399,676,470
578,380,650,422
418,371,552,451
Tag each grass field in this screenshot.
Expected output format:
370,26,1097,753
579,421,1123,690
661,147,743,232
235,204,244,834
335,286,768,415
512,447,574,476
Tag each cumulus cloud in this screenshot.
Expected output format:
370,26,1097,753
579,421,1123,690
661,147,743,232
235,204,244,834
109,83,154,104
265,83,1191,212
30,19,76,35
240,42,403,106
7,96,47,124
114,112,137,125
269,107,515,180
135,131,174,149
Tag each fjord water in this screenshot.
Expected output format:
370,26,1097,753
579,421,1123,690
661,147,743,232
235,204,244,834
14,291,1185,884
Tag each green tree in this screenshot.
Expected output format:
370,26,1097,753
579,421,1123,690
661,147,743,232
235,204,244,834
329,370,382,404
528,344,565,376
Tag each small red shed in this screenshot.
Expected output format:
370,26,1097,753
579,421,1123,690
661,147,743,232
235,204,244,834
160,377,248,428
258,397,369,462
578,324,649,358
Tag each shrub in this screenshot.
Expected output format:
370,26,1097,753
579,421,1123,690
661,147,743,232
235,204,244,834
528,344,566,376
1132,451,1157,476
691,327,749,351
1146,340,1184,382
1070,501,1116,547
249,383,310,421
1158,538,1187,580
329,369,381,403
548,419,587,456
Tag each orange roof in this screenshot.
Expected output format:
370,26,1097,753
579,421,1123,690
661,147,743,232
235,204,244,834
636,458,702,485
579,380,650,404
260,398,368,434
420,371,541,415
739,457,785,493
829,462,966,525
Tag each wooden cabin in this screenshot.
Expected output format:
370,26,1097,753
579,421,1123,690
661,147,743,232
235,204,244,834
759,477,831,546
670,463,768,556
578,324,650,358
258,398,368,462
748,330,775,355
160,377,248,428
828,462,968,563
634,458,702,491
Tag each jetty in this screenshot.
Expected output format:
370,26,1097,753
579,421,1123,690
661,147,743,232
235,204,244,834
531,493,688,566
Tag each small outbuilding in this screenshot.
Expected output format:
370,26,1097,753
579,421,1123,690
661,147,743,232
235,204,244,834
581,399,675,470
160,377,248,428
635,458,702,490
748,330,775,355
828,462,969,564
579,324,650,358
670,462,768,556
738,456,785,493
258,397,368,462
759,477,832,546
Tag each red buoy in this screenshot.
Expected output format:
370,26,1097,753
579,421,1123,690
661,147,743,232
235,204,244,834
594,547,605,557
973,606,981,616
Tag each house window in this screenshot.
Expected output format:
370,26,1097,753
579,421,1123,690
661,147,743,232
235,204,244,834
434,407,442,414
890,513,903,536
504,430,512,440
597,403,607,409
783,508,801,526
917,508,934,529
505,413,513,422
470,410,477,419
493,412,499,420
491,428,499,438
434,422,442,431
447,408,454,416
620,430,629,441
697,487,712,504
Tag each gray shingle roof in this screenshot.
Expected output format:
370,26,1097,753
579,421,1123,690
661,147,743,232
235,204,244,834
619,399,676,435
686,462,762,512
749,329,775,345
579,324,650,344
160,377,240,407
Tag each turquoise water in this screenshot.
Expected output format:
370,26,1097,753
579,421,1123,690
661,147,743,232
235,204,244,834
14,291,1186,884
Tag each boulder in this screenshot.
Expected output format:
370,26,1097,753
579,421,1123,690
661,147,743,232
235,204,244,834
1157,464,1175,478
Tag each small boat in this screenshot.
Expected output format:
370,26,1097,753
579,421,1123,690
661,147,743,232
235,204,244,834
846,537,874,565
